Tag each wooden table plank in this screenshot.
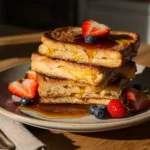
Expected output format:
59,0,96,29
0,32,42,46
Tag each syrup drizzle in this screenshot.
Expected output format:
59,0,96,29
74,36,118,50
73,36,117,65
19,104,90,119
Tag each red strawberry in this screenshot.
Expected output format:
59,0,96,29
107,99,128,118
8,79,38,99
124,88,150,112
25,70,37,81
82,20,110,37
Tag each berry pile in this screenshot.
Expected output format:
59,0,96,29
89,105,107,119
89,85,150,119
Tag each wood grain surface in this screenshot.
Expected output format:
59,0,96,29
0,33,42,46
0,33,150,150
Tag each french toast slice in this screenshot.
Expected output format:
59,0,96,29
39,27,140,68
37,73,130,99
40,97,111,105
31,53,104,86
31,53,136,86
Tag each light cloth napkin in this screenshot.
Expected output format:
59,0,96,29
0,114,47,150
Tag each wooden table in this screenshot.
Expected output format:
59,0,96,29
0,33,150,150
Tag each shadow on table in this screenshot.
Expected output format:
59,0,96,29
27,126,80,150
76,121,150,140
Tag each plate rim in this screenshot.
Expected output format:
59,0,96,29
0,106,150,132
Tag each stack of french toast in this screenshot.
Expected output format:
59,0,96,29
31,21,140,105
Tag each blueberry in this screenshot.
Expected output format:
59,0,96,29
89,105,98,115
20,97,32,106
85,36,96,43
94,107,106,119
132,84,142,91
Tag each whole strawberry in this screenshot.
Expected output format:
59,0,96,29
124,88,150,112
107,99,128,118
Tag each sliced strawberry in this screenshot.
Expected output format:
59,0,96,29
25,70,37,81
124,88,150,112
82,20,110,37
107,99,128,118
8,79,38,99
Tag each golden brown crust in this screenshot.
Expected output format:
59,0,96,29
31,53,104,85
50,26,82,42
110,30,140,58
110,30,139,42
39,27,140,68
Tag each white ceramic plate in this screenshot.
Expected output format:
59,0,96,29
0,63,150,133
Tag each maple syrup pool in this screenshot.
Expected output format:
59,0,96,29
19,104,90,119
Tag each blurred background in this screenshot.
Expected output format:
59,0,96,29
0,0,149,59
